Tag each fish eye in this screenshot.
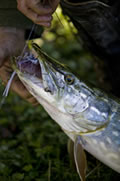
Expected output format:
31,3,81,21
64,74,74,85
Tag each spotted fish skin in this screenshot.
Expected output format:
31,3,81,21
70,83,120,172
78,100,120,173
63,83,120,172
12,43,120,173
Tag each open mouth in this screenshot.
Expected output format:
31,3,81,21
17,52,42,79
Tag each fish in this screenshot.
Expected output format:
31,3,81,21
12,43,120,180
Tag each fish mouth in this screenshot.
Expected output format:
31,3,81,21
17,52,42,80
15,43,61,95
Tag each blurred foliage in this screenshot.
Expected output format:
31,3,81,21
0,6,120,181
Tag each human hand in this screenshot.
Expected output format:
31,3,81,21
17,0,60,27
0,28,38,105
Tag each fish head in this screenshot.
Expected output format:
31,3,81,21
13,43,85,114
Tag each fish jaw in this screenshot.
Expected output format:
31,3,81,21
13,55,58,109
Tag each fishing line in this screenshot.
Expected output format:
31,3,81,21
49,0,79,42
0,71,16,108
48,0,65,28
0,23,36,108
20,24,36,59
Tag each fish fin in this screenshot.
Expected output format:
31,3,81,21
67,139,76,169
74,137,87,181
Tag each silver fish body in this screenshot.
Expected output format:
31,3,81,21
12,43,120,173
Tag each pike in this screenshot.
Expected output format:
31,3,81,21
12,43,120,180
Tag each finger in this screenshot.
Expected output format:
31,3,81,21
37,21,51,27
0,61,38,105
26,8,52,26
11,75,38,105
26,8,52,25
0,61,12,82
26,0,53,15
